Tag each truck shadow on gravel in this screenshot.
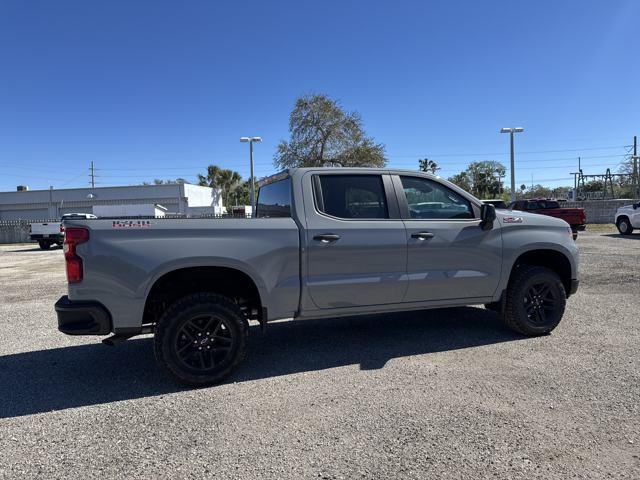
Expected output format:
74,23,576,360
0,307,523,418
10,246,63,252
602,233,640,240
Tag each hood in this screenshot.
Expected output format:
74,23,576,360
496,209,570,228
618,204,637,211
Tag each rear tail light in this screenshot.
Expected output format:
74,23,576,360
60,224,65,233
64,228,89,283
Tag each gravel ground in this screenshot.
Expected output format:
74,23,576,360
0,233,638,479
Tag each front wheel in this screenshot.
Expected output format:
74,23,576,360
154,293,248,386
617,217,633,235
504,266,566,336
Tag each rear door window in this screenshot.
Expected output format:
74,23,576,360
315,175,389,219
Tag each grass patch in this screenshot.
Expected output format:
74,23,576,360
586,224,616,233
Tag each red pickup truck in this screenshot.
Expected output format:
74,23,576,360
508,199,586,238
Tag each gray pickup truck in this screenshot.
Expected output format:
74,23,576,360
55,168,579,385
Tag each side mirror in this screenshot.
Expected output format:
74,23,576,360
480,204,496,230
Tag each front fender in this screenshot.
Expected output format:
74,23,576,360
494,230,579,299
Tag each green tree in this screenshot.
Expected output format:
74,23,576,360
448,161,506,198
198,165,243,208
418,158,439,174
467,161,506,198
447,172,472,192
198,165,223,189
230,180,251,206
274,93,386,169
583,180,604,192
524,184,552,199
142,178,188,186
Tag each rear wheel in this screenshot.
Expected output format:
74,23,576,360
504,266,566,336
154,293,248,386
617,217,633,235
38,240,52,250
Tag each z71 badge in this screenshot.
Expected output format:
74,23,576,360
502,216,523,224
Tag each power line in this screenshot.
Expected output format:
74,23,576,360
387,145,629,158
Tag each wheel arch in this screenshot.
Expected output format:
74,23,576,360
508,249,573,297
143,265,265,326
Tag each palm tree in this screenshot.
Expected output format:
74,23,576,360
418,158,439,174
198,165,223,189
198,165,245,208
217,169,243,207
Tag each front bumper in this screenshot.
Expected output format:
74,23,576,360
55,296,112,335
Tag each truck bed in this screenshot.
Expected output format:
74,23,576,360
63,217,301,330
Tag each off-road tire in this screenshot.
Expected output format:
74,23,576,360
617,217,633,235
504,266,566,336
154,293,248,386
38,240,51,250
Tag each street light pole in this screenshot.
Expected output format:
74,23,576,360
240,136,262,215
500,127,524,202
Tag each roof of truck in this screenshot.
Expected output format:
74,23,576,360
257,167,440,187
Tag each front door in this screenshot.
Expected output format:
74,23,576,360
303,172,408,309
394,174,502,302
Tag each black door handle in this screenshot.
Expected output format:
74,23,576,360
411,231,434,240
313,233,341,243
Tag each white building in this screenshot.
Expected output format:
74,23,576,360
0,183,223,220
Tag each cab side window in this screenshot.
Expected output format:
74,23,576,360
400,176,474,219
315,174,389,219
256,178,292,218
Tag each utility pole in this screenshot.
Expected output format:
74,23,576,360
90,161,96,188
633,136,638,199
500,127,524,202
240,137,262,215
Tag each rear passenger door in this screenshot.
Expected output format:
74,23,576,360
393,174,502,302
303,172,408,309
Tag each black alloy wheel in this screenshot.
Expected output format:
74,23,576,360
154,293,248,386
504,266,566,336
523,282,560,326
174,313,235,373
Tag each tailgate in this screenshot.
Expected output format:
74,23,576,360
30,223,61,235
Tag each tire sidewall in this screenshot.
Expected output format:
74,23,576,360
509,269,566,335
617,218,630,234
156,297,247,386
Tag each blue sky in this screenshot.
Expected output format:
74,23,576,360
0,0,638,191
